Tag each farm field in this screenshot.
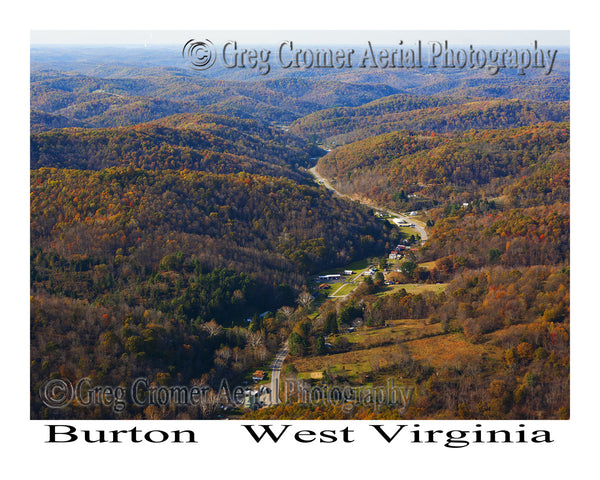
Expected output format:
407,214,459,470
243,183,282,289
377,283,448,296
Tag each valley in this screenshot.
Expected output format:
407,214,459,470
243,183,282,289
30,44,570,421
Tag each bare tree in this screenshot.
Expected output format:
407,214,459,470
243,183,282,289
202,320,223,337
279,306,295,321
215,346,232,366
296,289,314,311
247,330,265,349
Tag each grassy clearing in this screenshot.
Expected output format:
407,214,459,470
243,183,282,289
377,283,448,296
418,261,438,270
331,282,357,297
287,318,445,379
409,215,427,227
313,258,374,299
287,326,502,383
397,226,420,238
330,319,442,348
293,349,378,378
403,333,503,369
343,258,371,272
292,341,423,380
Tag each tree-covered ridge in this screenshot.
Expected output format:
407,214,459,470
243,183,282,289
31,47,569,102
30,69,400,129
420,203,569,272
317,122,569,208
290,97,569,145
30,288,290,420
31,167,397,419
289,93,462,138
31,167,394,307
316,122,569,275
30,114,321,182
30,63,569,134
31,293,220,419
30,109,85,133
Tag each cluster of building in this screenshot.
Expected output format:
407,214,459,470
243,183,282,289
388,243,410,260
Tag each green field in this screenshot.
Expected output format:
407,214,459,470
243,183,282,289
396,225,420,239
331,282,358,297
378,283,448,296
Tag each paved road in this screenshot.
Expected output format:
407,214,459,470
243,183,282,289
267,342,288,406
309,166,343,197
308,166,428,244
256,166,430,408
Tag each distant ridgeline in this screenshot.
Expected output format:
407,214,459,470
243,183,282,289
290,97,569,145
30,45,568,132
30,114,320,183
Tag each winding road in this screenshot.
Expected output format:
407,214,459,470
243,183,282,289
308,166,428,244
263,165,430,407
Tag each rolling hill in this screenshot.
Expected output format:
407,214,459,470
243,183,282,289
30,113,321,181
290,96,570,145
30,69,399,129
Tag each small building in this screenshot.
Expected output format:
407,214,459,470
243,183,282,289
318,274,341,280
343,270,354,275
252,370,265,381
318,283,330,290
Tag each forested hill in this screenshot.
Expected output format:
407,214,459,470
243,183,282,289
317,122,569,272
30,69,399,129
30,165,395,419
317,122,569,205
290,97,570,145
30,60,569,134
30,114,321,182
31,109,85,133
31,167,394,313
